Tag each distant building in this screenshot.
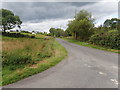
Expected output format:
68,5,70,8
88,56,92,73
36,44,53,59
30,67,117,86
32,32,36,34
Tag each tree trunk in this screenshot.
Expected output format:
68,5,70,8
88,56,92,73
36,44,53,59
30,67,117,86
75,32,77,40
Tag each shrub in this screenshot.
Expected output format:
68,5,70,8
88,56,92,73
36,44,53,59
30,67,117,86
2,51,32,66
89,30,120,49
37,51,52,58
2,37,54,69
2,32,35,38
31,35,35,38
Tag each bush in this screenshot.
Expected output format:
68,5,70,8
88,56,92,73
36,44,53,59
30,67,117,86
2,32,35,38
2,51,32,66
2,37,54,69
31,35,35,38
89,30,120,49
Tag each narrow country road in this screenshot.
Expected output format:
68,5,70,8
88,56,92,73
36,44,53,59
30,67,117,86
4,38,118,88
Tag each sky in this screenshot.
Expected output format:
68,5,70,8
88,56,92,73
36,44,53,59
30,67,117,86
2,0,119,33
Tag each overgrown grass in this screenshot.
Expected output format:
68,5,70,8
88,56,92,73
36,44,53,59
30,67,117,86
2,36,67,86
62,37,119,53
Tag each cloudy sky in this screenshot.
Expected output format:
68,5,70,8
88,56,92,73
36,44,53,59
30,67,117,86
2,0,119,33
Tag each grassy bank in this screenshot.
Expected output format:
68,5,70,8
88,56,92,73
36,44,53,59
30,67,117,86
62,37,119,53
2,36,67,86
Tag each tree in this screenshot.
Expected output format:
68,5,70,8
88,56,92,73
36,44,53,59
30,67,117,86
49,28,67,37
67,20,80,40
103,18,120,30
49,28,56,37
0,9,22,32
65,28,72,36
67,10,94,41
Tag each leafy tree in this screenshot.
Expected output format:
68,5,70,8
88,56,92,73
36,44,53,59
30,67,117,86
65,28,72,36
75,10,92,21
0,9,22,32
67,10,94,41
49,28,56,37
32,30,35,33
67,20,80,40
103,18,120,30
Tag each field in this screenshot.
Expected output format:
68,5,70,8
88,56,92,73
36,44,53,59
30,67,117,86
62,37,119,53
2,35,67,86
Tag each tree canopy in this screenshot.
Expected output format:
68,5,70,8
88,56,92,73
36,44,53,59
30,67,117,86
67,10,94,41
49,28,67,37
0,9,22,32
103,18,120,30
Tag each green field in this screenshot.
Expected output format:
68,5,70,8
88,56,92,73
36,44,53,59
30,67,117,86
2,35,67,86
62,37,119,53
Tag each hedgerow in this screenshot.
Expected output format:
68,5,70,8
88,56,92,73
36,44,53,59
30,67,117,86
89,30,120,49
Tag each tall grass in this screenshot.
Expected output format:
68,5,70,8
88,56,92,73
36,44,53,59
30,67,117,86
2,36,67,86
2,37,47,66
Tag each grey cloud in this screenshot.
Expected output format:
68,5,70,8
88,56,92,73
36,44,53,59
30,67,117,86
2,2,95,22
1,1,118,32
2,1,118,24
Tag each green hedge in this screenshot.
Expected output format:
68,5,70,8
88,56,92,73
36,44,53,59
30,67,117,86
89,30,120,49
2,32,35,38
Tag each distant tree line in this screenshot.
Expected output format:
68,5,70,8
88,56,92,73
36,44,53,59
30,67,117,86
49,28,67,37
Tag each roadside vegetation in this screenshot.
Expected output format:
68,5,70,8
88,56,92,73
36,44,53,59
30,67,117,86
1,9,67,86
1,8,119,86
62,37,119,53
2,35,67,86
49,10,120,53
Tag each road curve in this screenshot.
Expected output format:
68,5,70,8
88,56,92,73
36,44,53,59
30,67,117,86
4,38,118,88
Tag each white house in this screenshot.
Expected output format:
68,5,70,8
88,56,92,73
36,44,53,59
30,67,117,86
32,32,36,34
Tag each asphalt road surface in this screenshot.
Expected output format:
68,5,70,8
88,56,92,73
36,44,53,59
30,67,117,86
4,38,118,88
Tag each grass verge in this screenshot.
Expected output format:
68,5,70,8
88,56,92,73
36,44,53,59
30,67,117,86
2,36,67,86
62,37,119,53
